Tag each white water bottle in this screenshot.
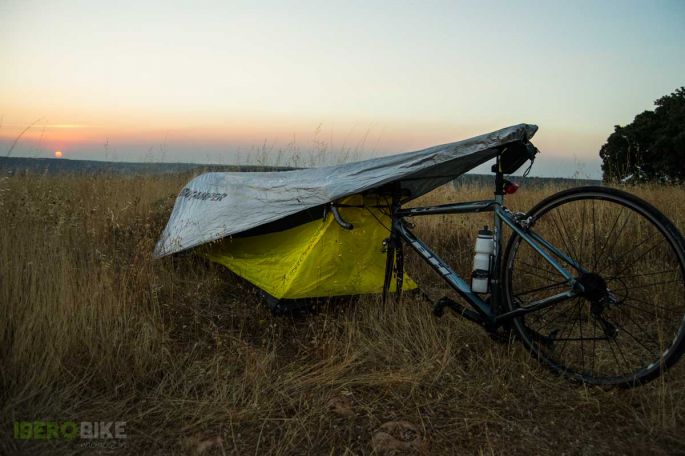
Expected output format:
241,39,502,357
471,226,494,293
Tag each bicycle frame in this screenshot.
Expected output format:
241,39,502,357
382,157,587,331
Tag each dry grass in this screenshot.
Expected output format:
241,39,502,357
1,172,684,455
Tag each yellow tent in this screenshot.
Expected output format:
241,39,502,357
201,194,416,300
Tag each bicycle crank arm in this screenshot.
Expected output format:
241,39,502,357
433,296,489,327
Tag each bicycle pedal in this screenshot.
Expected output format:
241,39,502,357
433,296,485,326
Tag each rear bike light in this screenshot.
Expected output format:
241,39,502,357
504,180,519,194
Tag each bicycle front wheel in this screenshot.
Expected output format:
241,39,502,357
502,186,685,387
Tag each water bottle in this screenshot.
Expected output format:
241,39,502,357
471,226,494,293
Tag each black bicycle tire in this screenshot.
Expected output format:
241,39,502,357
501,185,685,387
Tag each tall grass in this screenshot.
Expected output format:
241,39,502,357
1,172,684,454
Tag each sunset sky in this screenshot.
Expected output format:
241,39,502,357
1,0,684,178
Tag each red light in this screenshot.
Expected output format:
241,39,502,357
504,181,519,194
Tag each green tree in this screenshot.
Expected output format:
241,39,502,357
600,87,685,183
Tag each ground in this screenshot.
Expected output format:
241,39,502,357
1,173,684,455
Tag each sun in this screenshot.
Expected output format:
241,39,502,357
54,150,63,158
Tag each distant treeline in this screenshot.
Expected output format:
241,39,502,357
452,173,600,189
0,156,599,187
0,156,294,176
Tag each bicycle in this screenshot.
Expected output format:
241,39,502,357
358,144,685,388
156,124,685,388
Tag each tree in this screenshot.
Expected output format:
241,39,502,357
600,87,685,183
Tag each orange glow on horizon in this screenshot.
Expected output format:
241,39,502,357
0,117,602,163
0,118,483,153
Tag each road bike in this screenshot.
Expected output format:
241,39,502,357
361,149,685,387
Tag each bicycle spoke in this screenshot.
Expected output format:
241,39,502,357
538,300,578,333
617,300,675,319
548,336,609,342
605,269,677,283
515,280,568,298
526,299,565,324
579,300,585,372
555,300,581,359
620,309,665,355
594,206,625,270
516,266,559,284
609,318,656,365
548,212,577,268
622,279,681,291
557,210,582,266
504,189,685,385
609,334,632,375
604,330,623,375
591,310,597,376
599,236,657,277
579,201,587,268
596,210,632,272
592,200,598,271
517,260,560,281
618,295,681,316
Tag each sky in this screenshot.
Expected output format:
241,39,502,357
1,0,684,178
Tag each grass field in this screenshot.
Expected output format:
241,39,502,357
1,172,684,455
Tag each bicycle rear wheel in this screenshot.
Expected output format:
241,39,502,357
502,186,685,387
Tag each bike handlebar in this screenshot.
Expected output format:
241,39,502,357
330,205,353,230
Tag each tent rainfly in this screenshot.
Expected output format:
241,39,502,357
153,123,538,300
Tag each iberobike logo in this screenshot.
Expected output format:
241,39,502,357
13,421,127,442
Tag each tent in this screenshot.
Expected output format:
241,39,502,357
153,123,538,299
199,194,415,300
